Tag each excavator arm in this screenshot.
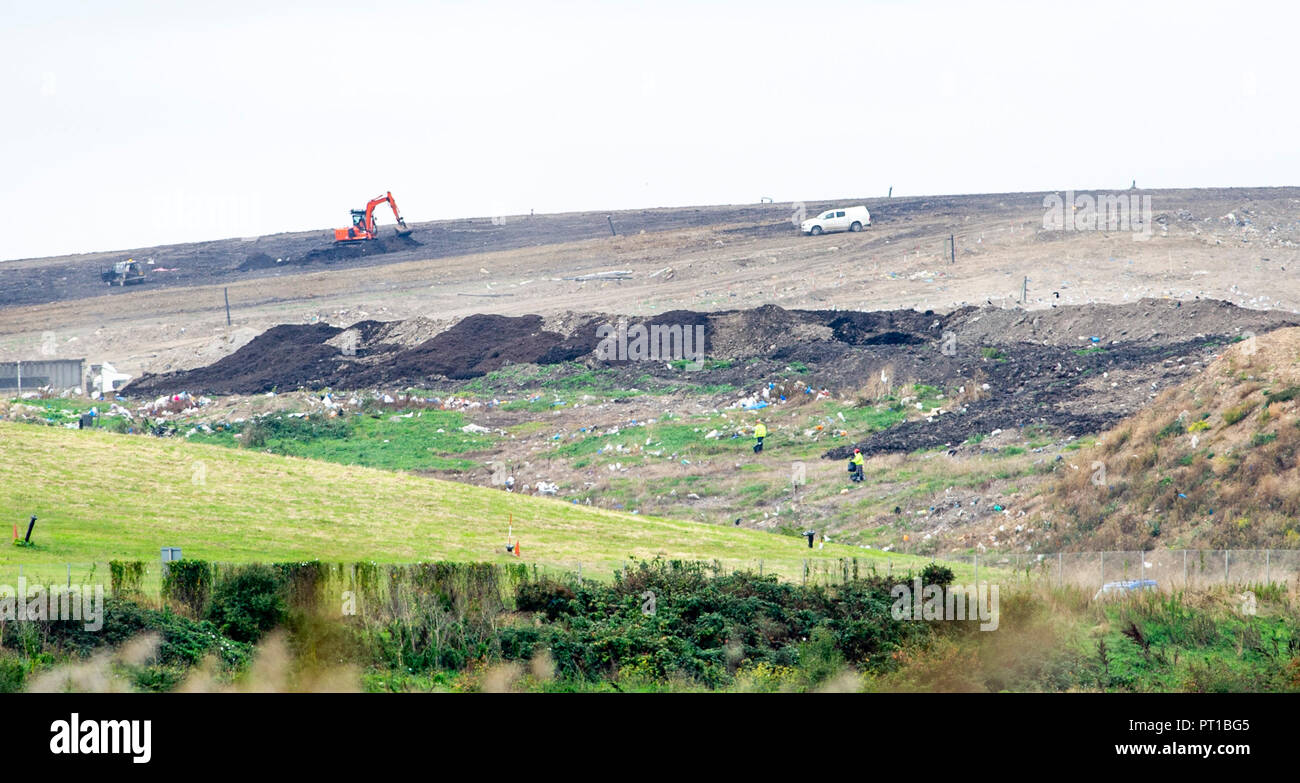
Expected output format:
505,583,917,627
361,191,411,237
370,191,410,235
335,191,411,242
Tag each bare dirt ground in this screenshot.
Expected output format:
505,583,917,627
3,187,1298,384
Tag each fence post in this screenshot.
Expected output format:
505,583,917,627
1225,550,1230,584
1183,550,1188,588
67,563,71,589
1265,549,1270,585
1140,554,1145,585
1100,551,1104,587
1057,552,1063,589
974,554,979,590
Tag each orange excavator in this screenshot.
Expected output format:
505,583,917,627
334,191,412,242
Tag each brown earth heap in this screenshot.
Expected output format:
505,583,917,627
125,300,1299,460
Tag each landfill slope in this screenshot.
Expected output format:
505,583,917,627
126,299,1299,458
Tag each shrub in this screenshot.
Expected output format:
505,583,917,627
1155,420,1185,441
109,560,145,595
1223,403,1254,426
274,560,331,610
240,418,270,448
22,596,253,672
162,559,213,616
796,626,847,687
0,656,25,693
501,560,939,687
515,579,577,620
1265,386,1300,404
921,562,956,588
207,564,287,643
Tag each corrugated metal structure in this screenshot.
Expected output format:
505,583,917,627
0,359,86,392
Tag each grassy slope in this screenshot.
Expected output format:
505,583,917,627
0,422,945,581
1027,327,1300,550
868,584,1300,693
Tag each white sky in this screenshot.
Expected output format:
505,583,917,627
2,0,1296,261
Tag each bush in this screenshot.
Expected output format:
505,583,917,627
162,559,213,616
515,579,577,620
1155,420,1185,441
1265,386,1300,404
1223,403,1254,426
240,418,270,449
207,564,287,643
0,656,25,693
17,596,254,674
501,559,938,687
109,560,145,595
796,626,846,687
921,562,956,588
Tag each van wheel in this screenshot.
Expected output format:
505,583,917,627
850,222,862,232
810,226,823,236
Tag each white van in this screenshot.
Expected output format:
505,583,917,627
800,205,870,235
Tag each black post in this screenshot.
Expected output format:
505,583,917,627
224,287,232,326
887,186,893,198
606,215,616,236
24,515,36,543
950,234,955,264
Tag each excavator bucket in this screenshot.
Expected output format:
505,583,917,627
394,218,412,237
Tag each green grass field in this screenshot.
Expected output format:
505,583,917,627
0,422,957,584
184,409,494,472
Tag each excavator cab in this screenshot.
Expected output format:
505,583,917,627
333,210,368,241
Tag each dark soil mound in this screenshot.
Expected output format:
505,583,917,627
237,252,279,271
296,235,422,265
348,313,596,385
824,310,944,345
126,323,344,396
